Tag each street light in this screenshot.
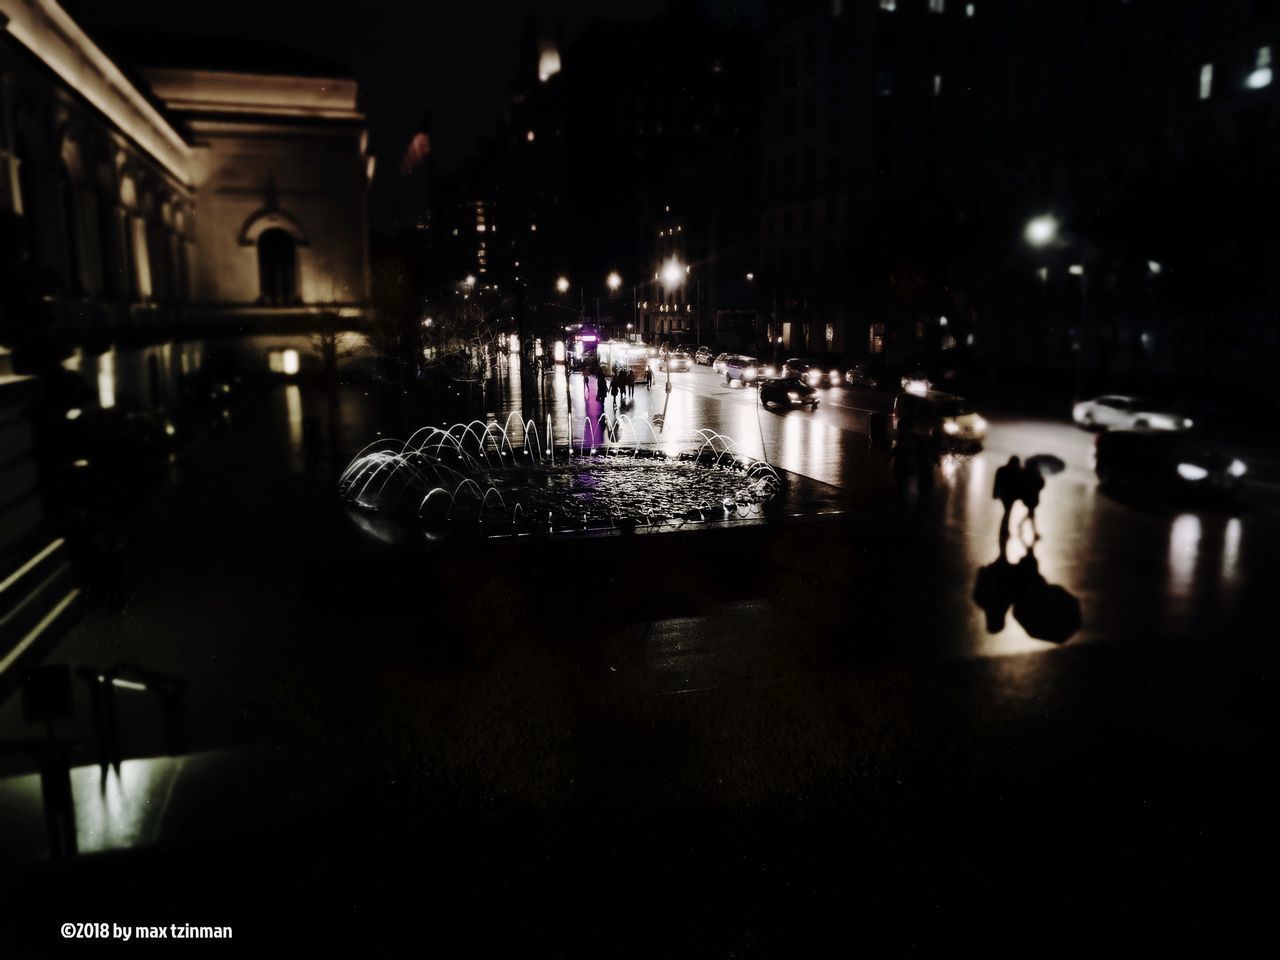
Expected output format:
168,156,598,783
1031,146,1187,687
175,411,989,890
660,258,684,289
1024,214,1059,248
606,271,622,292
556,276,570,294
464,274,477,288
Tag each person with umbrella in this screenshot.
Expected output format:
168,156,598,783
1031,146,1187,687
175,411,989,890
1018,454,1065,543
993,455,1022,542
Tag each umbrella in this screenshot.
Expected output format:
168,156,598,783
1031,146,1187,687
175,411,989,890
1026,453,1066,476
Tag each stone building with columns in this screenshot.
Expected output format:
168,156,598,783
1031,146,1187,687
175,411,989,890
0,0,372,675
0,0,371,331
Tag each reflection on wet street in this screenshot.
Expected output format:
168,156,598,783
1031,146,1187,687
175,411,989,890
471,362,1274,661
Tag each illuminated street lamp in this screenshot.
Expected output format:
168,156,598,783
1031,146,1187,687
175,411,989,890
464,274,477,288
660,257,684,289
556,276,570,294
1024,214,1059,248
606,271,622,292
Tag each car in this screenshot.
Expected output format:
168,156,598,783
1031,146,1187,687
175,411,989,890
759,376,819,410
723,355,762,385
892,389,987,450
1073,395,1193,432
899,370,933,396
694,346,714,366
658,349,693,372
781,358,843,388
844,363,880,389
712,352,731,374
1095,429,1245,498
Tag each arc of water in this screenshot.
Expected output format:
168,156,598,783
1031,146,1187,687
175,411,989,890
417,486,454,518
445,478,486,521
478,487,508,522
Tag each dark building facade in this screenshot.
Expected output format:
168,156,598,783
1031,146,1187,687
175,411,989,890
759,0,1279,399
418,3,760,349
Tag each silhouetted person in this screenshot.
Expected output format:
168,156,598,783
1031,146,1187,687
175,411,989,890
1019,464,1045,542
596,366,608,402
993,455,1022,543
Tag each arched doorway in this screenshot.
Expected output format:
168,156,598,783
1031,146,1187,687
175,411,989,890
257,228,297,304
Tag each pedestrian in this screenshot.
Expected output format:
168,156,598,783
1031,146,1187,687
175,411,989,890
1019,461,1045,542
993,455,1021,543
596,365,608,402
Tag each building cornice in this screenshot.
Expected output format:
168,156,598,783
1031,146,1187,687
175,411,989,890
0,0,192,185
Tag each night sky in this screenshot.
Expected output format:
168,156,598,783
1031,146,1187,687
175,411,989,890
64,0,761,234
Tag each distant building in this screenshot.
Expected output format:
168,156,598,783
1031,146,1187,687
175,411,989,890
760,0,1280,397
422,6,759,349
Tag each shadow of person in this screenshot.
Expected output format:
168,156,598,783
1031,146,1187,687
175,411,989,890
1009,546,1082,644
973,550,1019,633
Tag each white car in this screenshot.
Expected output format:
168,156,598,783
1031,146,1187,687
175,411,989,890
1072,395,1192,432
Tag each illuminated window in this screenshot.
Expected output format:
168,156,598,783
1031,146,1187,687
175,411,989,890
928,0,945,12
832,0,843,16
933,74,943,96
965,2,975,14
526,130,535,142
825,323,834,344
1247,47,1272,89
1199,63,1213,100
868,323,884,354
879,0,896,10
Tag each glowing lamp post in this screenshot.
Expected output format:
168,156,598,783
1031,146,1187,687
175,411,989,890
1024,214,1059,248
556,276,570,294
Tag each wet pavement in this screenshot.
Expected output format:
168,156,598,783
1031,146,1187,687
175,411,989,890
0,363,1273,951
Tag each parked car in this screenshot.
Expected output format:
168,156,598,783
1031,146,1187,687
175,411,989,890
723,355,762,385
1073,395,1193,432
1095,429,1245,498
781,358,842,387
695,346,714,366
759,376,819,410
844,363,880,389
712,352,732,374
892,390,987,450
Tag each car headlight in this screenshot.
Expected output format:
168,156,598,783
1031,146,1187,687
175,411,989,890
744,368,757,381
1228,459,1246,477
806,371,820,385
829,370,841,383
1183,418,1194,429
973,416,987,432
788,391,801,401
1073,403,1088,421
1176,462,1209,481
943,421,960,435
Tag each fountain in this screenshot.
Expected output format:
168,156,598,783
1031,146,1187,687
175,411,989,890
339,414,784,537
